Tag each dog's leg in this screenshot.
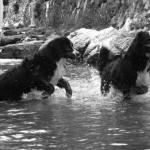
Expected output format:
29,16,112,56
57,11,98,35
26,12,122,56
122,88,131,101
57,78,72,98
36,80,55,98
101,78,110,96
134,85,148,95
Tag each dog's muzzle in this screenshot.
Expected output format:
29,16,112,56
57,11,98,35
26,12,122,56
73,48,79,56
65,48,79,59
144,43,150,58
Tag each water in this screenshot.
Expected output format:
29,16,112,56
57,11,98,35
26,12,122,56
0,61,150,150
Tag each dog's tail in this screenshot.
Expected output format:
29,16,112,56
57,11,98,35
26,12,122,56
97,46,111,76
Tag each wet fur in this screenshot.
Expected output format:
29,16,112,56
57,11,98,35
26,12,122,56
98,31,150,100
0,36,75,101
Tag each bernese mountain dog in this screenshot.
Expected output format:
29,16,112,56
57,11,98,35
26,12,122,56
97,31,150,100
0,35,76,101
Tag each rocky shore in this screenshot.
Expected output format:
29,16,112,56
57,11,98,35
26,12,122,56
0,26,143,67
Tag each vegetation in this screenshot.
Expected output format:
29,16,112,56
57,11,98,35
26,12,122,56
4,0,150,30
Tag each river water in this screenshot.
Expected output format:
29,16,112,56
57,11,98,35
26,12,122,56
0,62,150,150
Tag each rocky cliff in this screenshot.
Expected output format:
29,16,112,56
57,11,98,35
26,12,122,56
4,0,150,30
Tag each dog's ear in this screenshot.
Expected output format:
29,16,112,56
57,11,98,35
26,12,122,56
97,46,110,74
38,35,61,58
136,31,150,45
135,32,144,43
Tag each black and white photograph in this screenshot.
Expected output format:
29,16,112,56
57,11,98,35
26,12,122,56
0,0,150,149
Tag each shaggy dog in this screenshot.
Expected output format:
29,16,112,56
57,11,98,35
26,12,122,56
97,31,150,100
0,36,76,101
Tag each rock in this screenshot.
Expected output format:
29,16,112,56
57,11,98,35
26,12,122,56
3,29,19,36
0,40,44,58
84,27,119,56
0,27,64,59
68,27,119,65
0,26,138,65
3,27,46,36
68,27,119,56
68,27,138,67
68,28,93,54
23,35,45,42
0,34,24,46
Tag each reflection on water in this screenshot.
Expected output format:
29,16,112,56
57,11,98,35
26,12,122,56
0,63,150,149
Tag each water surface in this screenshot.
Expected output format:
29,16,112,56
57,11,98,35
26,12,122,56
0,62,150,150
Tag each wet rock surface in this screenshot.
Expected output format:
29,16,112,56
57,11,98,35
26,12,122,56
0,26,142,65
68,27,138,67
0,27,56,58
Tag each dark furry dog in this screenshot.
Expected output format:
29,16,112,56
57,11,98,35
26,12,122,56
98,31,150,100
0,36,76,101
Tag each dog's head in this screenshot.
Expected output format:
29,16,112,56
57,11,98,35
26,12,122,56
125,31,150,71
38,35,77,61
137,32,150,57
126,31,150,59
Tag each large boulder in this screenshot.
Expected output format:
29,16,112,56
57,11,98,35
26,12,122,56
0,34,24,46
68,27,119,55
68,27,138,66
0,40,43,58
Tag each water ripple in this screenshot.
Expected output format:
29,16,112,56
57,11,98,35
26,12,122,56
0,64,149,149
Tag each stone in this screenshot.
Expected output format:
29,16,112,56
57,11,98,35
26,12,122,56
0,40,43,58
0,34,24,46
68,27,138,67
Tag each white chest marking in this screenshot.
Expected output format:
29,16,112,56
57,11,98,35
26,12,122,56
136,62,150,87
50,58,66,85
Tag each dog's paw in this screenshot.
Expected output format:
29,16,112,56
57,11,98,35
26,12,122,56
66,93,72,99
122,92,131,102
123,95,131,102
66,87,72,99
42,91,50,99
134,85,148,95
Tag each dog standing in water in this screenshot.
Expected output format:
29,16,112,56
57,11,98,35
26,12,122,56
0,36,76,101
98,31,150,100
